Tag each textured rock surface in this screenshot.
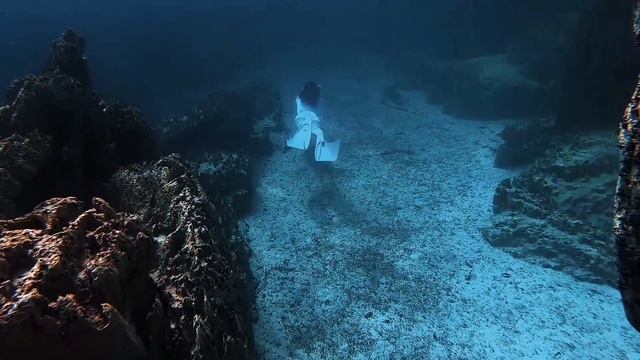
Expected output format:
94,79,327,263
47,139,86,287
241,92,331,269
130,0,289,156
160,83,282,158
484,133,619,285
197,152,253,216
615,76,640,332
419,55,549,119
0,132,52,218
494,118,556,168
0,30,156,217
159,83,281,215
45,29,91,87
389,1,637,123
0,159,257,360
110,155,256,360
0,197,156,360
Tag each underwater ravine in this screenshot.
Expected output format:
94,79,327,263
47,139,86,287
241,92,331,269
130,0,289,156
1,1,640,359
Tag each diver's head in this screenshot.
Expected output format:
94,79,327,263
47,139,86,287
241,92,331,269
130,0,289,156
299,81,322,109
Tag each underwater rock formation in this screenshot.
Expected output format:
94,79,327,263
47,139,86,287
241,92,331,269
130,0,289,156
0,132,51,218
0,30,257,357
416,55,549,119
0,197,156,360
615,75,640,332
45,29,91,87
110,155,255,359
494,118,556,168
390,1,637,123
0,30,156,217
159,83,282,214
197,152,253,216
160,83,282,158
0,158,256,360
555,0,640,131
485,133,619,285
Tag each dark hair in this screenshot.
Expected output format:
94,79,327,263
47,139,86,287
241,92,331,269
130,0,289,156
299,81,321,109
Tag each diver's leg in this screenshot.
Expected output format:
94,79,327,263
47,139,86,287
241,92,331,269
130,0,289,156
305,133,317,164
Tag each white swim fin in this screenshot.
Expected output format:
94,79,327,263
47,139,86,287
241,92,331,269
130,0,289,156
315,139,341,162
286,122,312,150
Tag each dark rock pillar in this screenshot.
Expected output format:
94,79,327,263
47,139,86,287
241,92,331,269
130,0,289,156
615,77,640,332
614,0,640,332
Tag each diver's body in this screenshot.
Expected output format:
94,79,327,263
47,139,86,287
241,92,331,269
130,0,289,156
285,81,341,162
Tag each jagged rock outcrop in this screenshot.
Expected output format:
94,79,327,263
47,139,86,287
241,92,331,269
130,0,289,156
160,83,282,158
416,55,549,119
494,118,556,168
0,132,52,218
0,156,257,360
0,30,258,358
484,133,619,285
197,152,253,216
610,0,640,333
0,30,156,218
159,83,282,215
45,29,91,87
0,197,157,360
615,76,640,332
110,155,255,359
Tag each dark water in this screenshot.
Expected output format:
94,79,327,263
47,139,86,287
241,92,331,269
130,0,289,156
1,1,639,358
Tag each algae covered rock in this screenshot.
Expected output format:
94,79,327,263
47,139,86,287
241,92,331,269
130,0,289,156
45,29,91,87
160,83,282,158
110,154,256,360
484,133,618,285
0,197,156,360
615,75,640,332
0,131,52,218
423,55,549,119
494,118,556,168
197,152,253,215
158,83,282,215
0,30,258,359
0,30,156,217
0,157,258,360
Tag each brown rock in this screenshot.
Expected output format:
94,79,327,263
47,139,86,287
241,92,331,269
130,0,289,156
111,155,256,360
0,131,52,218
0,197,156,360
0,31,157,217
615,76,640,332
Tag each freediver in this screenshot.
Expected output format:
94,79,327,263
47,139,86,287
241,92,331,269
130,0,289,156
285,81,341,162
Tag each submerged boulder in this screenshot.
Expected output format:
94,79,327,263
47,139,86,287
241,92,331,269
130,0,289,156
197,152,253,216
110,155,256,359
0,156,257,360
160,83,282,158
615,75,640,332
421,55,550,119
484,133,619,285
0,131,52,218
494,118,556,168
0,197,156,360
0,31,157,218
0,30,257,358
45,29,91,87
159,83,282,215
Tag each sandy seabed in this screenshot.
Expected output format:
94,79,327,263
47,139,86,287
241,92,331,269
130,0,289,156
242,56,640,359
